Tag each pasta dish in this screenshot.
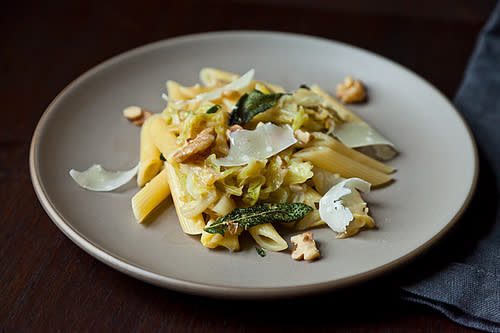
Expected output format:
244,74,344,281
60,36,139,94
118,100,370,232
70,68,397,260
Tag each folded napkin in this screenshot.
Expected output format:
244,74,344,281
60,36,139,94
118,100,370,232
401,2,500,332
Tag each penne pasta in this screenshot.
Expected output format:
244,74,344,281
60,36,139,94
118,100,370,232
163,160,206,235
209,194,236,216
249,223,288,251
148,116,206,234
294,146,392,186
137,115,163,187
148,117,178,157
309,132,395,174
132,168,170,223
166,80,184,101
200,229,240,251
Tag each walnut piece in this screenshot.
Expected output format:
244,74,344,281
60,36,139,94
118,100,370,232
336,77,366,103
291,232,320,261
171,127,216,163
294,129,312,144
123,106,153,126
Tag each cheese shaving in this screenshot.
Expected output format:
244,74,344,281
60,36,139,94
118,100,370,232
333,122,397,160
216,123,297,167
318,178,371,233
69,163,139,191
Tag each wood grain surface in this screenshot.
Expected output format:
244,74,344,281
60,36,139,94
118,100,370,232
1,0,495,331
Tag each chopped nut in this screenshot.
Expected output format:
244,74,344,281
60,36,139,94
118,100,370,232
222,89,240,99
291,232,320,261
294,129,312,144
123,106,142,120
336,77,366,103
171,128,216,163
123,106,153,126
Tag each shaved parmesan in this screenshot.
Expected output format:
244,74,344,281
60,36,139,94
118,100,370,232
189,69,255,103
318,178,371,233
216,123,297,167
333,122,397,160
69,163,139,191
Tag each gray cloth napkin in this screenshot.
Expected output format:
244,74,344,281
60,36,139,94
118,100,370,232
401,2,500,332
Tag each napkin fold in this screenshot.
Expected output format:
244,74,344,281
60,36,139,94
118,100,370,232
401,2,500,332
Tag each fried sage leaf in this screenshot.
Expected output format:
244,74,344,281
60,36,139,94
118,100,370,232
204,203,313,236
255,247,266,257
206,104,220,114
228,90,283,126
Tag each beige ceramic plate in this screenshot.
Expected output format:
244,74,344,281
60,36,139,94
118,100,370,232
30,31,477,298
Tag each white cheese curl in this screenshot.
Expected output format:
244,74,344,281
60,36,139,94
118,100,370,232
216,123,297,167
319,177,371,233
69,163,139,191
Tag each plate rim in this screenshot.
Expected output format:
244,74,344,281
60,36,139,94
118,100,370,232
29,30,479,298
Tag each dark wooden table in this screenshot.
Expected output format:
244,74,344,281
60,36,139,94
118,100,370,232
2,0,496,331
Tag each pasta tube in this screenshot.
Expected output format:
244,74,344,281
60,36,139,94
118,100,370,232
163,161,206,235
249,223,288,251
200,232,240,251
294,146,392,186
137,115,163,187
149,117,178,156
132,168,170,223
166,80,185,101
149,117,206,234
310,132,395,174
201,197,240,251
210,194,236,216
200,223,240,251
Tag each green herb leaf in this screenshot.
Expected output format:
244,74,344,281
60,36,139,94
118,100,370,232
204,203,313,236
228,90,283,126
206,104,220,114
255,247,266,257
299,84,310,90
159,153,166,161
